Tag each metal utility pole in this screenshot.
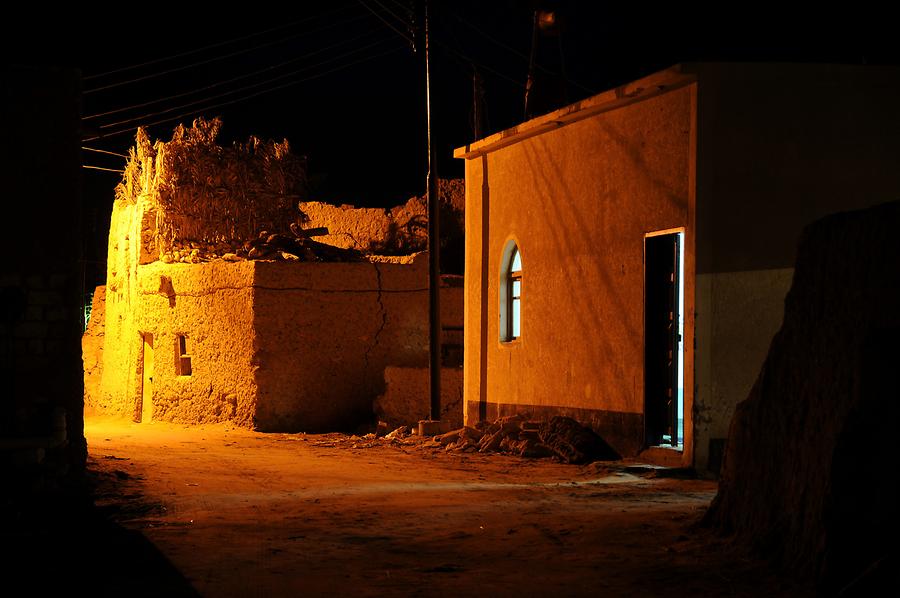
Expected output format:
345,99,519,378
425,0,442,421
524,9,539,119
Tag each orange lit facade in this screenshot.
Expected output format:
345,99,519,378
456,63,900,471
84,183,455,432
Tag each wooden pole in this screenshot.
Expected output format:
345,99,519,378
425,0,442,421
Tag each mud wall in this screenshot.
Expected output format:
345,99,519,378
82,286,106,415
95,197,149,415
375,366,464,430
298,178,465,274
97,252,258,425
460,80,695,459
705,201,900,591
251,257,430,431
133,262,258,425
298,198,427,254
96,162,452,431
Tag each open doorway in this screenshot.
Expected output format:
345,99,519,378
138,332,154,423
644,230,684,448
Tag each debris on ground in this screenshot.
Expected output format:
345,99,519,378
384,426,409,440
537,416,621,464
299,416,620,464
430,415,620,463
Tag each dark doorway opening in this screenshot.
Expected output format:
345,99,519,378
137,332,154,423
644,231,684,448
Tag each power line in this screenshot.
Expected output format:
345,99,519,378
84,29,382,121
85,10,370,94
436,40,526,90
82,146,128,158
84,4,358,81
448,9,594,94
381,0,413,14
358,0,414,46
368,0,413,30
82,165,124,173
97,36,397,131
83,44,407,143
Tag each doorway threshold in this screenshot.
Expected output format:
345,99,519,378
638,445,685,468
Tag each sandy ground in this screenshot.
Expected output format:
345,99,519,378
83,415,811,597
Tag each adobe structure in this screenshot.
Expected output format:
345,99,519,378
84,119,463,432
454,63,900,471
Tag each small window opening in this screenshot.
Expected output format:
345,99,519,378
176,334,192,376
500,241,523,342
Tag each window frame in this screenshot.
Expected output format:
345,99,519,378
175,334,192,376
499,240,523,343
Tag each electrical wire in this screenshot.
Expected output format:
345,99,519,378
82,147,128,158
367,0,412,30
84,10,370,94
436,40,526,90
96,36,397,131
380,0,413,14
82,165,124,173
448,9,594,94
358,0,414,45
84,29,382,121
83,44,407,143
84,3,358,81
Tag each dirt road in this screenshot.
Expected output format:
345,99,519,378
84,416,809,597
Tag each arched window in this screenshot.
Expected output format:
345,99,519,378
500,241,522,341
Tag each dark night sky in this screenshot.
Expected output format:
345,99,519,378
3,0,898,281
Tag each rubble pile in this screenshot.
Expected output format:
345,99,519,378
432,415,620,463
161,231,362,264
297,415,620,464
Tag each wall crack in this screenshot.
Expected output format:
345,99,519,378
363,262,388,376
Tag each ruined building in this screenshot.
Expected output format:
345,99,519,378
455,63,900,471
84,120,463,431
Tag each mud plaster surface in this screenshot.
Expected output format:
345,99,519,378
85,416,810,597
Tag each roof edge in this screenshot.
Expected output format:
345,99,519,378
453,64,696,160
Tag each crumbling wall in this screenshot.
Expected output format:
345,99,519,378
93,121,462,432
81,286,105,415
116,118,306,261
298,198,427,254
705,201,900,591
251,257,430,431
299,178,465,272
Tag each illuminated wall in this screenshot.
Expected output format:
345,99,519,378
88,195,442,430
250,257,431,431
458,63,900,470
458,70,696,460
